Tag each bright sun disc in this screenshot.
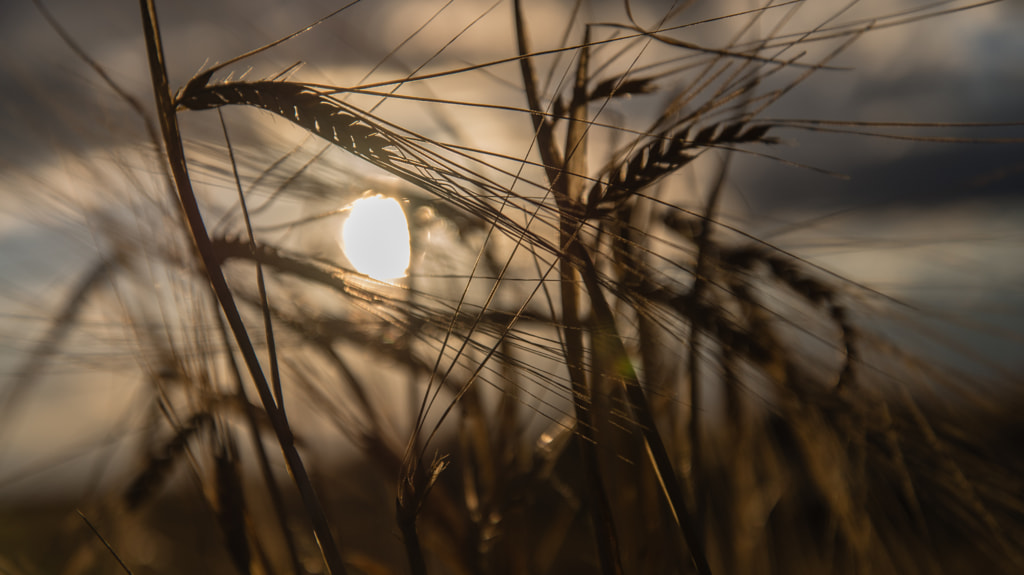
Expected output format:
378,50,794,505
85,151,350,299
340,196,411,281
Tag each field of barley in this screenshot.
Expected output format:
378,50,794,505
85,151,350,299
1,1,1023,574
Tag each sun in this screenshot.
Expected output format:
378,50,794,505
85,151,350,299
339,195,411,282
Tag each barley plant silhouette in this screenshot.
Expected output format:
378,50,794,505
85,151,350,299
1,1,1023,574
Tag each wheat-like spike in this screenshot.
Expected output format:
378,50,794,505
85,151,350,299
124,412,214,509
179,81,397,161
724,276,880,563
721,245,859,390
207,236,532,403
4,255,118,423
179,77,567,265
586,121,776,216
587,76,657,102
639,283,777,370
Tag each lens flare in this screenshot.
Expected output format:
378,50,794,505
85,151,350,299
339,195,410,281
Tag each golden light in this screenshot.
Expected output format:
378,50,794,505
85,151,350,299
339,195,411,281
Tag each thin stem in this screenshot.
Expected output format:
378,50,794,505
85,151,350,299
214,300,305,575
687,152,733,551
572,241,713,575
77,509,134,575
138,2,347,573
514,3,624,574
